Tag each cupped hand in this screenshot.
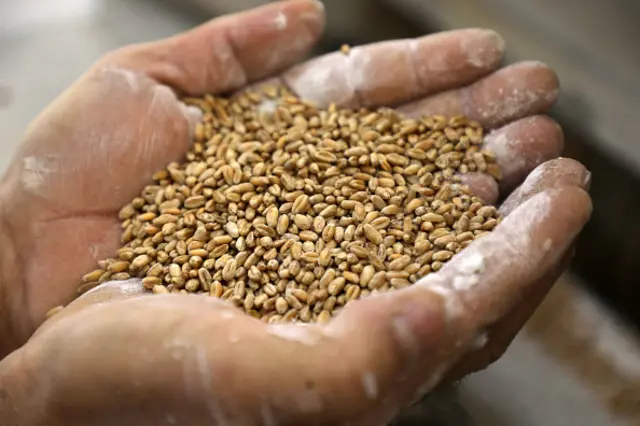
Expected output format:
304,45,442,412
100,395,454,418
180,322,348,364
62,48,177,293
0,0,591,424
5,180,590,426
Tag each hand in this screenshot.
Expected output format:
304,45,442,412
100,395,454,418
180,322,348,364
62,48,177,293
0,0,591,424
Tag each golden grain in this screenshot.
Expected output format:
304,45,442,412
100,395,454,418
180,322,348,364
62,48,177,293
77,87,502,324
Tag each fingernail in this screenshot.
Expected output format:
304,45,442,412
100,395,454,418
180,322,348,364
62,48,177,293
583,170,592,190
311,0,325,13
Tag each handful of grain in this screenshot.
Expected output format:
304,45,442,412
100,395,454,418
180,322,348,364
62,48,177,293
79,86,502,324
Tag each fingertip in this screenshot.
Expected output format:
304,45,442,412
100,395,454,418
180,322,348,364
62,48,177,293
298,0,327,28
522,60,560,104
311,0,325,12
465,61,560,128
459,172,498,205
513,61,560,96
485,115,564,190
282,0,326,45
514,186,592,246
549,115,565,152
549,157,591,187
562,185,593,227
532,114,565,155
534,186,592,250
500,157,591,215
458,28,505,70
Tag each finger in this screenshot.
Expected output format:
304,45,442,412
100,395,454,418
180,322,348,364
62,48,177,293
458,163,591,368
461,116,565,203
500,158,592,216
452,159,592,373
103,0,325,94
444,248,573,381
282,28,504,108
485,115,564,192
397,61,559,129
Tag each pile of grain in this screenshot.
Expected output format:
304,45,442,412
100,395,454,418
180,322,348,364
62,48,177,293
79,86,501,324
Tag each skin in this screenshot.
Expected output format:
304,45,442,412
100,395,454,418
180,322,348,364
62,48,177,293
0,1,592,425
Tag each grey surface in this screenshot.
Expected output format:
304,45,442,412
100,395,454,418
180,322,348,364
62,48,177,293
461,336,620,426
0,1,633,425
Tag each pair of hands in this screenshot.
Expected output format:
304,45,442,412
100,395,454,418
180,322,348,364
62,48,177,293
0,1,591,425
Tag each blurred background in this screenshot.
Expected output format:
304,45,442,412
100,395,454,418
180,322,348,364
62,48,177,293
1,0,639,424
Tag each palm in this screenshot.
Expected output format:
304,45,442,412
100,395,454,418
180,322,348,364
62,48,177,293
2,70,196,324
